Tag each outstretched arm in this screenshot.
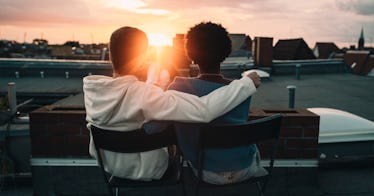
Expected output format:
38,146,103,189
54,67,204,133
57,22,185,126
142,73,260,123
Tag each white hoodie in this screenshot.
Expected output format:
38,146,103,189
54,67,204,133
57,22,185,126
83,75,256,180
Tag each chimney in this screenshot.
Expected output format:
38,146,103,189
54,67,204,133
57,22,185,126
252,37,273,67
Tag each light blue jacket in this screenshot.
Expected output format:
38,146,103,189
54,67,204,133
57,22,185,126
168,77,256,172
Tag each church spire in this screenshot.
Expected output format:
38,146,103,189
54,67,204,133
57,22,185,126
358,27,365,50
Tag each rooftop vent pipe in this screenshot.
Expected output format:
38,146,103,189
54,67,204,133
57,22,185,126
8,82,17,115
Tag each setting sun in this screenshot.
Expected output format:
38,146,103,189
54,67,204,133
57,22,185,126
148,33,172,46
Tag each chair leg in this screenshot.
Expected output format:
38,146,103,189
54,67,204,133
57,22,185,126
106,184,115,196
181,183,186,196
179,158,186,196
194,179,201,196
115,187,119,196
256,182,264,196
194,184,199,196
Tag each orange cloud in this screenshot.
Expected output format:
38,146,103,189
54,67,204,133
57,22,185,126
0,0,92,25
104,0,170,15
0,0,373,47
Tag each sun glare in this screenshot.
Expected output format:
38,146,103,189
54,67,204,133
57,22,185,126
148,33,172,46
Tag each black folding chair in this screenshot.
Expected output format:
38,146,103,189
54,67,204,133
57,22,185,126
90,124,184,196
191,114,283,196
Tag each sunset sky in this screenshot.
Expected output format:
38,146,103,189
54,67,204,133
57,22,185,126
0,0,373,47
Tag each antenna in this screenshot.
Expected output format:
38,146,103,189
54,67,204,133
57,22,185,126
91,33,94,44
23,32,27,43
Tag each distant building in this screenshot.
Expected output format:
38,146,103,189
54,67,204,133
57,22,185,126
362,55,374,75
32,39,48,49
50,45,73,58
358,28,365,50
313,42,340,59
229,34,246,52
241,35,252,51
228,34,252,57
63,41,80,48
344,50,374,75
274,38,316,60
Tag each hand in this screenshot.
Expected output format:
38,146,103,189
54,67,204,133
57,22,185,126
245,72,261,88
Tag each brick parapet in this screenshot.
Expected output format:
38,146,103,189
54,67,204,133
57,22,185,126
30,105,89,157
249,108,320,159
29,106,320,160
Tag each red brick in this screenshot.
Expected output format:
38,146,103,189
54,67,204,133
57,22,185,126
30,112,63,123
60,112,86,123
30,108,86,124
299,149,318,158
81,126,90,135
66,135,90,157
258,138,286,151
280,127,303,137
276,149,318,159
279,149,302,159
248,108,320,159
281,116,319,127
65,146,90,157
258,139,287,159
66,135,89,145
29,124,48,136
286,138,318,150
249,108,319,127
303,127,319,137
277,149,318,159
31,136,67,157
29,106,89,157
46,124,82,136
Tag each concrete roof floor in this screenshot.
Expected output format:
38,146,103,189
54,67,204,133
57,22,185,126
1,72,374,196
251,73,374,121
48,72,374,121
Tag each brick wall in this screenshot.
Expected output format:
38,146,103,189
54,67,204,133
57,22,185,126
30,105,90,157
29,106,320,160
250,108,320,159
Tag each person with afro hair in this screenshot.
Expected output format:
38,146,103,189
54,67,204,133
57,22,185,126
168,22,267,184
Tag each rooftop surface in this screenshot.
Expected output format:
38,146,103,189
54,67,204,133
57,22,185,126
1,70,374,195
0,77,82,95
2,166,373,196
0,73,374,121
252,73,374,121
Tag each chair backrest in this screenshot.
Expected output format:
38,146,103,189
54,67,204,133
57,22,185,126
199,114,283,149
90,124,179,195
90,124,176,153
91,124,177,187
195,114,283,182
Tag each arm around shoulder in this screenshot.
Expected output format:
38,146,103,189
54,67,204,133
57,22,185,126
141,77,257,123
